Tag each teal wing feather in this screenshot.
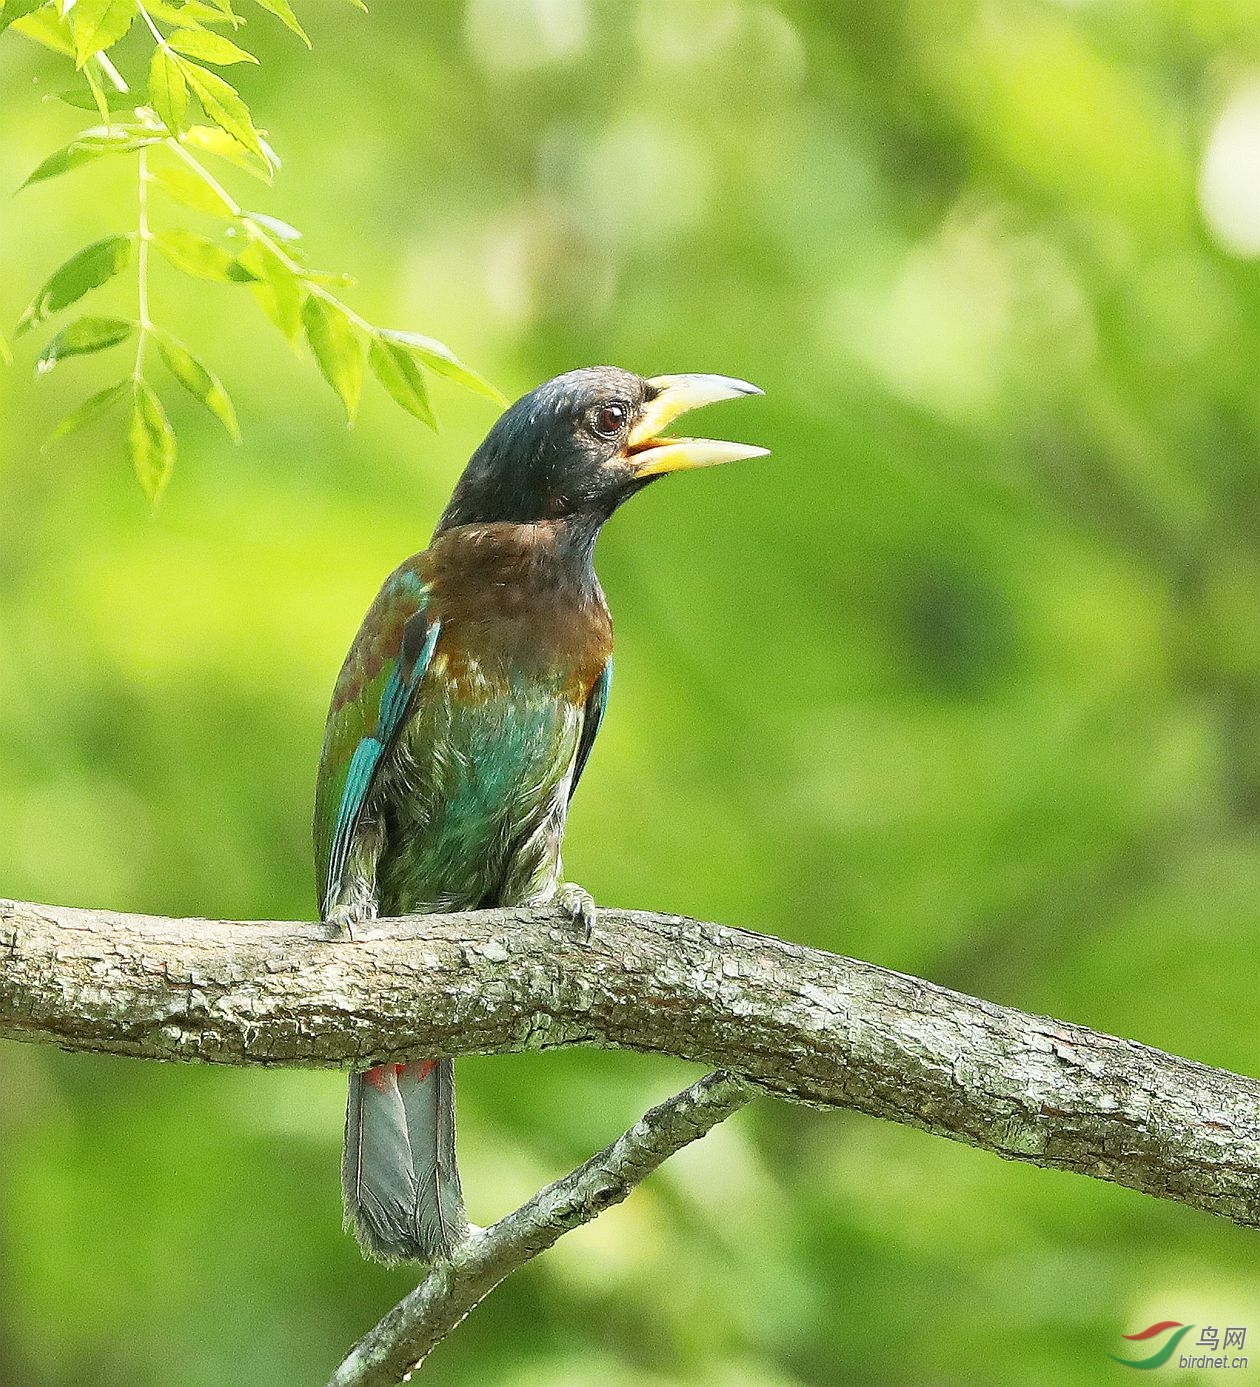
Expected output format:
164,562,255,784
314,563,439,916
569,658,611,802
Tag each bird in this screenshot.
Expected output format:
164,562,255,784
313,365,766,1264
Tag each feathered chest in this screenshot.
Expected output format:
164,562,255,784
316,521,612,917
376,525,610,911
422,522,612,704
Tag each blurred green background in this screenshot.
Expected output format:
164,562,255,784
4,0,1260,1382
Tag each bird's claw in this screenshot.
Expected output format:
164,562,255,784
555,882,596,942
327,903,373,941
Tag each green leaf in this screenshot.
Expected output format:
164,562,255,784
0,326,11,367
180,64,268,163
22,128,159,189
149,47,188,134
71,0,137,66
0,0,48,37
46,378,130,442
302,296,363,420
250,0,308,45
168,26,256,63
181,124,272,181
369,336,436,428
36,315,134,372
148,164,235,217
238,237,303,341
128,380,177,502
153,227,249,282
154,330,240,441
375,329,507,406
52,85,136,113
12,8,77,57
23,140,111,188
16,235,134,337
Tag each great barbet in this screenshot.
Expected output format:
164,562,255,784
314,366,766,1262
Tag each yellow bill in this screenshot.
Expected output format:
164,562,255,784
627,373,768,478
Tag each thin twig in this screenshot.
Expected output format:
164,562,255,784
327,1071,752,1387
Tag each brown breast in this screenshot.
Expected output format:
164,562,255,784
423,521,612,704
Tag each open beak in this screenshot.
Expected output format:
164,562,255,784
625,374,768,478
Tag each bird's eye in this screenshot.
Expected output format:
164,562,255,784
590,401,629,440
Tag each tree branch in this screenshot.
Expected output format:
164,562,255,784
326,1070,752,1387
3,895,1260,1233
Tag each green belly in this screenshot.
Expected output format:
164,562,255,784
373,688,581,914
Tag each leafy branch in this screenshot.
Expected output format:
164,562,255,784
1,0,505,500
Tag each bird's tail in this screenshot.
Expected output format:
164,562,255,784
342,1059,468,1263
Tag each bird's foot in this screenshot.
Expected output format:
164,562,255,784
327,902,375,942
555,882,597,943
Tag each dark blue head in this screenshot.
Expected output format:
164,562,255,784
436,365,765,536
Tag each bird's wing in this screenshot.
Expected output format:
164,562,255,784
314,563,440,917
568,658,611,802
